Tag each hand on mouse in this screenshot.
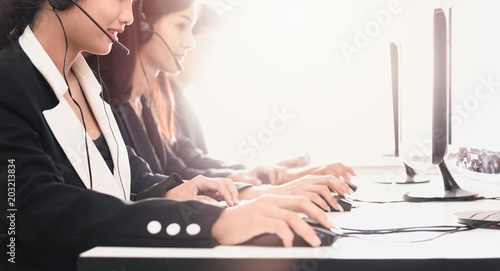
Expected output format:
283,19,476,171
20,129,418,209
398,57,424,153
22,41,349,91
211,194,334,247
238,175,353,212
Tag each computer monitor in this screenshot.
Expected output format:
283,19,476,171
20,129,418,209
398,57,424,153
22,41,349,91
379,42,430,184
390,42,400,158
402,8,478,201
394,42,430,184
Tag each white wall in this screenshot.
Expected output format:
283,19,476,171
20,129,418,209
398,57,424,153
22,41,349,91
186,0,459,167
447,0,500,153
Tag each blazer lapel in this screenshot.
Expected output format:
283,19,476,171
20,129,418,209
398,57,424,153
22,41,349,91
73,57,131,199
19,26,130,200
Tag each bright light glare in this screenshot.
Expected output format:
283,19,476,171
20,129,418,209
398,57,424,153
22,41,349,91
450,0,500,152
187,0,405,166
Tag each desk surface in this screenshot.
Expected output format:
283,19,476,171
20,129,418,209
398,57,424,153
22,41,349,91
79,164,500,270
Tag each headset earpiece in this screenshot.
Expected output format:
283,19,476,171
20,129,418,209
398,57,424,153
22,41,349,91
139,20,154,43
49,0,73,11
137,0,153,43
136,0,182,71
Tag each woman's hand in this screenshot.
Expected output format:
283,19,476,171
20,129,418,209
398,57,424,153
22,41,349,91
275,155,309,169
211,195,334,247
309,163,356,181
226,165,288,186
249,164,288,185
287,163,356,182
239,175,353,212
226,170,263,185
165,175,240,206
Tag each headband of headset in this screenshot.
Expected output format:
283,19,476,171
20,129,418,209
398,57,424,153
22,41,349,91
49,0,73,11
138,0,154,43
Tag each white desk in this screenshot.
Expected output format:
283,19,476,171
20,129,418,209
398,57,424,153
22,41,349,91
79,164,500,271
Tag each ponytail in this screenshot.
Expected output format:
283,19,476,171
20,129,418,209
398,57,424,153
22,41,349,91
0,0,44,50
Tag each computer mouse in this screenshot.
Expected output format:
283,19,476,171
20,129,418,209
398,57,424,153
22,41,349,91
240,218,343,247
344,180,358,192
314,194,353,212
331,195,353,212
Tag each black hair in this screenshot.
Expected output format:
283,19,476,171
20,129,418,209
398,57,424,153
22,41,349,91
87,0,195,104
86,0,194,145
0,0,45,50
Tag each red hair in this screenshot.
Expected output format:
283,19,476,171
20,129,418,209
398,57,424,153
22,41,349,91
149,72,177,146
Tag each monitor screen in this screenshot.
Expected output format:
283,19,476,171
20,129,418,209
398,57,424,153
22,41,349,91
402,7,478,201
384,42,430,184
390,42,400,158
431,7,448,165
399,7,447,170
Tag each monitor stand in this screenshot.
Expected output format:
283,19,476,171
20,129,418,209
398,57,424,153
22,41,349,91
377,162,430,184
404,161,478,201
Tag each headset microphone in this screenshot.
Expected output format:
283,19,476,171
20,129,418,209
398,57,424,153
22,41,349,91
70,0,130,55
50,0,130,55
149,31,184,72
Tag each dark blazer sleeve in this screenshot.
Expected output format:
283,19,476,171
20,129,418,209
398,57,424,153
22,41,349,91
0,48,224,262
116,96,241,180
163,141,237,179
126,145,182,196
115,108,252,194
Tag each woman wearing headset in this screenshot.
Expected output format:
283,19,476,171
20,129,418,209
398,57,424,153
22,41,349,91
0,1,339,270
169,3,357,184
90,0,352,211
90,0,309,187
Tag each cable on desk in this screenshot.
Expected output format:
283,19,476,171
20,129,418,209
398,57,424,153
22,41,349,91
339,220,500,243
352,195,500,204
482,196,500,200
341,225,469,235
352,199,407,204
344,228,470,243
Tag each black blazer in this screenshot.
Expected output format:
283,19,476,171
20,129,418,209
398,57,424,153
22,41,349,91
172,83,246,171
112,95,243,180
172,82,209,153
0,29,223,271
